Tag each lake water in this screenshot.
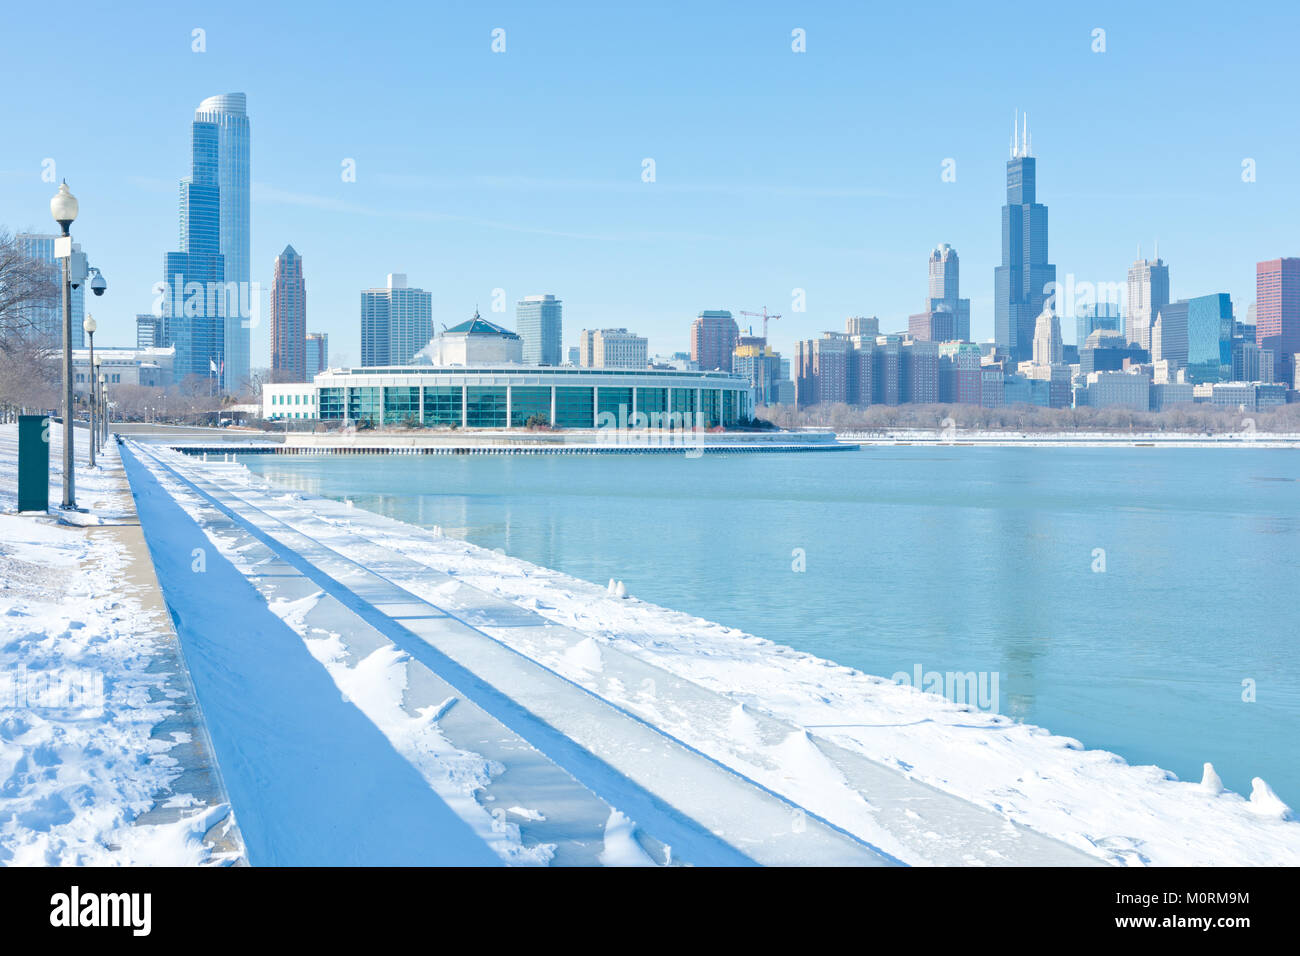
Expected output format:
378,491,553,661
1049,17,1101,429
239,447,1300,808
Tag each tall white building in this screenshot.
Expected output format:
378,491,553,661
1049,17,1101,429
1127,251,1170,352
1032,309,1063,366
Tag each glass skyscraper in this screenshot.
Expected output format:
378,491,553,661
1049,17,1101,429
516,294,563,365
994,114,1055,362
1185,293,1234,384
163,118,226,387
194,93,251,393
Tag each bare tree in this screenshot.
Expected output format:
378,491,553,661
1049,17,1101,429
0,228,60,351
0,330,59,417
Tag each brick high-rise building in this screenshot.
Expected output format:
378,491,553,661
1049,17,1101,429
1256,257,1300,385
939,342,983,404
901,339,939,404
271,244,306,380
691,310,739,372
794,333,849,407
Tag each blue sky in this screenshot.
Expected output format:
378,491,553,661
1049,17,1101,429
2,0,1297,365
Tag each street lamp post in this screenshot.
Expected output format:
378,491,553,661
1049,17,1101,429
93,355,104,450
50,182,78,509
84,315,97,467
100,374,108,444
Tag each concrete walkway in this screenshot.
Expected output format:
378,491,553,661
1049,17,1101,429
80,438,246,862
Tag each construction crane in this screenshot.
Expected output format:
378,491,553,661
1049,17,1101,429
738,308,781,342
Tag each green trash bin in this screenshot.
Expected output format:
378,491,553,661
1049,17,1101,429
17,414,50,512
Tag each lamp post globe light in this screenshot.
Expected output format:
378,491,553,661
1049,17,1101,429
84,315,97,468
51,181,77,508
50,181,78,235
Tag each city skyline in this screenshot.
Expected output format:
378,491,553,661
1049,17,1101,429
2,2,1298,369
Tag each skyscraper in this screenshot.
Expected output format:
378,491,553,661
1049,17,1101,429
1185,293,1233,384
1127,251,1170,352
271,245,306,381
1255,257,1300,385
910,246,970,343
195,93,251,393
305,332,329,378
1150,300,1188,367
923,243,970,341
994,113,1056,362
516,294,563,365
360,273,432,366
14,233,83,349
163,118,226,387
691,310,739,371
1031,310,1064,366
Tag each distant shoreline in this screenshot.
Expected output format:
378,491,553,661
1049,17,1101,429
836,429,1300,448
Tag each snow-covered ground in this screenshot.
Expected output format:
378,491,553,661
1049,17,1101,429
125,440,1300,866
0,425,238,865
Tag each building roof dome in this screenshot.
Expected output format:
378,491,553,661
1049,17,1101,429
444,310,520,339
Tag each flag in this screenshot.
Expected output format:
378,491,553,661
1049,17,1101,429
209,358,217,373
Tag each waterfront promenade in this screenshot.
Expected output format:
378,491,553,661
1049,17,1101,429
0,424,242,864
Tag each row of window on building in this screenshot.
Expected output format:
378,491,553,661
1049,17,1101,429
268,384,748,429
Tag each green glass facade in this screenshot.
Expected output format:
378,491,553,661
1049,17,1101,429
699,389,720,427
422,386,463,426
639,387,667,416
347,387,381,423
596,387,632,424
320,387,345,419
383,386,420,425
466,386,507,428
555,386,595,428
510,386,552,427
282,374,748,429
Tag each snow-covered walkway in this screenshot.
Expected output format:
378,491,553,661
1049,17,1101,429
0,424,240,864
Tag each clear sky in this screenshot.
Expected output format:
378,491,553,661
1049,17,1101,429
2,0,1297,365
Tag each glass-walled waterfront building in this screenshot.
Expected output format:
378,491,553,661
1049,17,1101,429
262,366,753,428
